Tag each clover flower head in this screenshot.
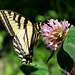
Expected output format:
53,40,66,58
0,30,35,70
40,19,73,51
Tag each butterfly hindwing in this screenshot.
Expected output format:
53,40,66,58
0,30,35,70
13,26,33,64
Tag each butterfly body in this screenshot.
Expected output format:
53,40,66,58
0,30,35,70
0,10,42,64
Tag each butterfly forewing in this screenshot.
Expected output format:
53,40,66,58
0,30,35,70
0,10,28,36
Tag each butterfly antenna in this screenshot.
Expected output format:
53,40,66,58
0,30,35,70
46,51,54,64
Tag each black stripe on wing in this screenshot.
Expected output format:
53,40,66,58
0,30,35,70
15,51,22,55
15,51,23,60
38,21,42,30
8,11,11,15
24,18,28,28
21,60,27,64
29,23,35,51
7,11,22,29
13,44,22,52
13,35,26,56
13,12,16,20
18,15,22,29
5,10,22,29
6,10,28,29
35,21,42,32
0,11,15,35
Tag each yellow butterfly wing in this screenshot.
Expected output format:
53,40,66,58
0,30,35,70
0,10,42,64
0,10,32,36
13,28,33,64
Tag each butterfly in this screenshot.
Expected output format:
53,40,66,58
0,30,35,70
0,10,42,64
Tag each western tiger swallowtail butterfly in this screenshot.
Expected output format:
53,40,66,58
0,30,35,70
0,10,42,64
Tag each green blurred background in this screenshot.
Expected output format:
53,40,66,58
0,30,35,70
0,0,75,75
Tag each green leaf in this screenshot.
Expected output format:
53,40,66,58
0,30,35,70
20,61,49,75
63,26,75,61
52,69,63,75
57,41,74,72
